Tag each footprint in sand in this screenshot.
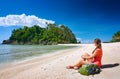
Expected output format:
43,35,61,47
60,59,63,61
44,68,47,70
41,67,43,69
41,67,47,71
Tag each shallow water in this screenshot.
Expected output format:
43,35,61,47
0,44,76,64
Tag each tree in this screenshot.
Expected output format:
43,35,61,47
111,31,120,42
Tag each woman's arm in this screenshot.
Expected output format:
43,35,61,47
82,49,99,59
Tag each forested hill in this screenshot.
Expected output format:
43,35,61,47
2,24,77,45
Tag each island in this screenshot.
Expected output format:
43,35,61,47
2,24,77,45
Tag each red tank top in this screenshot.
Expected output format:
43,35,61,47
92,48,103,67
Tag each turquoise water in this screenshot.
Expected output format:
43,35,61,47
0,44,76,64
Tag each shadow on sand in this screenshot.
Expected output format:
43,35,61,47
93,63,120,75
101,63,119,69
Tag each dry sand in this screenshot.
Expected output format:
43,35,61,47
0,43,120,79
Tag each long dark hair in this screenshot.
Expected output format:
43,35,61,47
94,38,102,48
92,38,102,54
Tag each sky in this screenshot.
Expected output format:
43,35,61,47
0,0,120,43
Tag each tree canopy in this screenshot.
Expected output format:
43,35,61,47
111,31,120,42
3,24,77,45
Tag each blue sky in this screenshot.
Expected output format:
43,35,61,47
0,0,120,43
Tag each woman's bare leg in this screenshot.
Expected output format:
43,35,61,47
72,58,91,67
72,53,92,67
66,53,92,69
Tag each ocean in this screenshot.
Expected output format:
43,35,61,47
0,44,76,65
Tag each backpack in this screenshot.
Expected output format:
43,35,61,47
78,64,101,76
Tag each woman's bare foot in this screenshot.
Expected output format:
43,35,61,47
66,65,74,69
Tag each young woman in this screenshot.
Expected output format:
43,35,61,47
66,38,103,69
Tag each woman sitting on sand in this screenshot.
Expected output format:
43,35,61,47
66,38,103,69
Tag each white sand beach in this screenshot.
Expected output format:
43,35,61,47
0,43,120,79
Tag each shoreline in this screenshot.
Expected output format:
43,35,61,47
0,45,77,67
0,45,79,69
0,43,120,79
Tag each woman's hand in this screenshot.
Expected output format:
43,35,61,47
81,55,85,59
81,55,90,59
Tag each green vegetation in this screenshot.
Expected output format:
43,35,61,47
111,31,120,42
3,24,77,45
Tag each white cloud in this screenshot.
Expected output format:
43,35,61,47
82,40,93,44
76,37,82,42
77,37,93,43
0,14,55,28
